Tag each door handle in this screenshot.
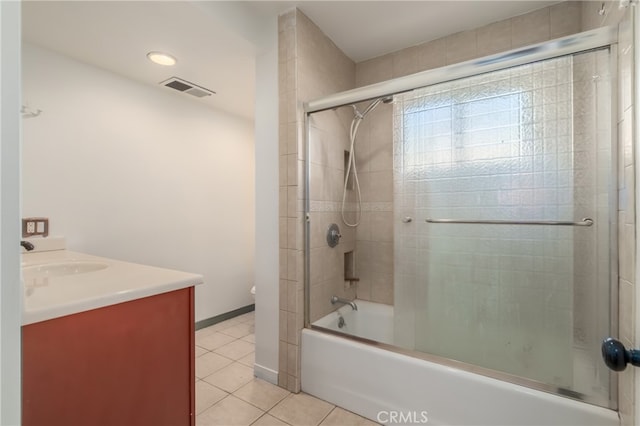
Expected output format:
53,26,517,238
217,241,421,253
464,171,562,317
601,337,640,371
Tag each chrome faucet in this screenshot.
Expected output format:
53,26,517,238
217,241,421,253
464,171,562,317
21,241,35,251
331,295,357,311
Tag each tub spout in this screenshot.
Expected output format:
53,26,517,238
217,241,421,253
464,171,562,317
331,295,357,311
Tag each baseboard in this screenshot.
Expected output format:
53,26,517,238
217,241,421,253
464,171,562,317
195,304,255,330
254,363,278,385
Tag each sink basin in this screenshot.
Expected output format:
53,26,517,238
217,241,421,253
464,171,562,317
23,261,109,279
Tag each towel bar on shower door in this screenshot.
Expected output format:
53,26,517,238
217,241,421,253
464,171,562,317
424,218,594,227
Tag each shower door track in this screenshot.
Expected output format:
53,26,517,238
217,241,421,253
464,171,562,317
304,26,616,114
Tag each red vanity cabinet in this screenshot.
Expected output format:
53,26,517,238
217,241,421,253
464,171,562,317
22,287,195,426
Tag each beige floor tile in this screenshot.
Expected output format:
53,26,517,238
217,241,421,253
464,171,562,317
196,380,228,414
197,395,263,426
251,414,289,426
218,317,243,328
214,339,255,360
197,331,236,351
269,393,334,426
196,352,234,379
195,345,208,358
319,407,379,426
203,362,255,393
238,351,255,367
236,312,255,323
234,378,290,411
242,333,256,343
220,322,255,339
195,326,219,339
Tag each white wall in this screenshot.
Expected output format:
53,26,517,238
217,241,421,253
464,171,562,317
21,42,255,322
253,17,280,384
1,2,23,424
191,0,281,385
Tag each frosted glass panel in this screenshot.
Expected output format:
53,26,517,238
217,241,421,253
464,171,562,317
394,49,612,405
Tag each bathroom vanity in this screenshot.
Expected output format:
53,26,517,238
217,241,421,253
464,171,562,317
21,246,203,426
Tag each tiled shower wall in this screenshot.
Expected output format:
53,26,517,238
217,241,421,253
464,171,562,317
278,2,637,408
352,101,395,304
277,9,356,392
353,2,583,309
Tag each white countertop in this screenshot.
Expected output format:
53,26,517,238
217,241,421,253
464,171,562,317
22,250,203,325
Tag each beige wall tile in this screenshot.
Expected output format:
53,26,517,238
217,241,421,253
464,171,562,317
371,273,394,305
278,339,288,386
279,123,287,154
279,187,287,218
287,311,300,345
287,280,300,313
392,46,420,78
287,249,298,281
550,1,581,38
511,8,550,48
445,30,477,65
287,186,297,217
279,248,287,279
371,212,394,243
477,19,511,58
279,217,287,249
580,1,604,31
279,309,287,342
287,217,297,250
279,155,287,187
417,37,446,71
287,122,298,155
356,55,393,87
279,279,288,312
287,343,300,376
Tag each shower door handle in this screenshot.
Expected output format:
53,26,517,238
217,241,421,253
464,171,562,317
601,338,640,371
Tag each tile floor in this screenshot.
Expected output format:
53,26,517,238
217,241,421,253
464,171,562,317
195,312,379,426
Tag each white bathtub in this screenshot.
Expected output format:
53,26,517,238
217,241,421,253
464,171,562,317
312,300,394,345
303,300,618,426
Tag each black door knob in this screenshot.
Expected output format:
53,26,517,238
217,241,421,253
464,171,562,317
601,337,640,371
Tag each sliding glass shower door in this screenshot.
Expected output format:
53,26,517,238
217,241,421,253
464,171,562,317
394,48,613,405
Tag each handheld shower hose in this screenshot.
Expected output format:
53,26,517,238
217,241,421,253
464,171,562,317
341,97,386,227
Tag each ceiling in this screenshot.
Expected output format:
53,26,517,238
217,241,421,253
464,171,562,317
22,1,561,120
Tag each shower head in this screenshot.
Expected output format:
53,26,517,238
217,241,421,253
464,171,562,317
382,96,394,104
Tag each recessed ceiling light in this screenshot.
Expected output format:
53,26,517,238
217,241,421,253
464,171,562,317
146,51,177,66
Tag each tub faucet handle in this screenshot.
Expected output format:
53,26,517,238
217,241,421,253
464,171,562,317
327,224,342,248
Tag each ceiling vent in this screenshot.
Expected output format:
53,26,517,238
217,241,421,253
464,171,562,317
159,77,215,98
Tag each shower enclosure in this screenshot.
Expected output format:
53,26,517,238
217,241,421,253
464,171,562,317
303,26,619,417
